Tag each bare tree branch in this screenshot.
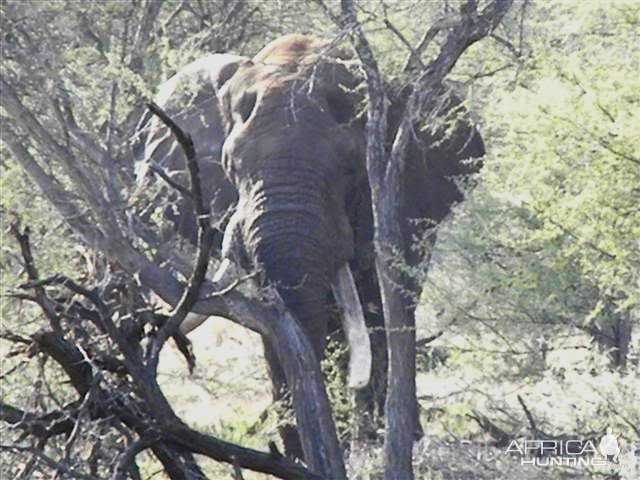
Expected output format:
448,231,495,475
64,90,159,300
144,101,216,374
147,162,194,199
0,444,99,480
112,437,154,480
4,225,327,480
9,224,63,333
0,402,75,440
517,394,540,438
1,78,115,231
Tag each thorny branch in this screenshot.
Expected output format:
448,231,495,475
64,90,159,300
4,91,343,477
3,223,325,479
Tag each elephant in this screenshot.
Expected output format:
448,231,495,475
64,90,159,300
135,34,484,459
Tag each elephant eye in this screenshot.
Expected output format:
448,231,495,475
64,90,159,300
237,92,257,122
326,90,353,124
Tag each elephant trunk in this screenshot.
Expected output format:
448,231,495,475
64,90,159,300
219,166,371,388
244,177,337,355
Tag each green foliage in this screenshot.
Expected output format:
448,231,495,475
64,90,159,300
424,0,639,342
415,2,639,478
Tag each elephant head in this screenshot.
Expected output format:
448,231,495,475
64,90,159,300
215,35,370,378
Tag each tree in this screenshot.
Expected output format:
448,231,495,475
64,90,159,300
329,1,512,477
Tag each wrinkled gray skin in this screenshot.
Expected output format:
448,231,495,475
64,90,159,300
136,35,484,458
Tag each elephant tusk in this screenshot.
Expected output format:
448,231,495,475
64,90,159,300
212,257,234,283
179,258,236,335
332,263,371,390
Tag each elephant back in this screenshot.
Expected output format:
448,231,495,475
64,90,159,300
134,54,245,244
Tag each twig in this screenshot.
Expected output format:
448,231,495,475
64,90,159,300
463,63,514,83
147,163,193,199
466,411,512,447
231,455,245,480
490,33,520,58
402,21,450,73
517,394,540,437
311,0,340,25
10,223,62,333
162,0,186,30
200,270,259,300
518,0,529,56
415,316,461,347
383,18,424,71
0,401,75,440
19,273,110,319
0,444,99,480
113,436,155,480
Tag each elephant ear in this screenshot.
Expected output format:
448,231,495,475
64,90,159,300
134,54,247,245
387,83,485,263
